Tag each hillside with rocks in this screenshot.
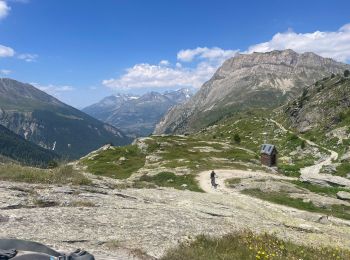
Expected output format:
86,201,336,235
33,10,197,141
83,89,192,138
0,78,130,159
1,52,350,259
154,50,350,135
2,119,350,258
283,73,350,133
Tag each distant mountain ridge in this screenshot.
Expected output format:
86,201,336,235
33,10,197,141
83,88,192,137
82,94,140,122
154,50,350,134
0,78,130,159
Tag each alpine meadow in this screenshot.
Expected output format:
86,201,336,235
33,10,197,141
1,1,350,259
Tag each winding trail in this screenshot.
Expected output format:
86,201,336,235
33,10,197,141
196,168,350,250
198,169,296,194
270,119,350,187
194,119,350,250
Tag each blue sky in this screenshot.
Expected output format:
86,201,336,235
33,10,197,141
0,0,349,108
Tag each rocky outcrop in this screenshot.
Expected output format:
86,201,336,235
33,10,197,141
154,50,350,134
2,175,350,259
337,191,350,200
284,75,350,133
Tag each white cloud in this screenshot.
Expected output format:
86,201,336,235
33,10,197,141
103,24,350,91
159,60,170,66
0,69,11,75
0,44,15,57
103,47,238,90
177,47,237,63
246,23,350,62
18,53,38,62
32,83,75,97
0,1,10,20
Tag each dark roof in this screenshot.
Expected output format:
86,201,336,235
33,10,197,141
260,144,276,155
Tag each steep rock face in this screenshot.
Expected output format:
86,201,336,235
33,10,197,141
154,50,350,134
0,78,130,159
283,75,350,132
83,89,192,137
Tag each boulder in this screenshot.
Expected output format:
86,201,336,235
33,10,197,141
337,191,350,200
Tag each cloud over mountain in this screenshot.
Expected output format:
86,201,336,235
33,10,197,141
104,23,350,92
103,47,238,90
246,24,350,62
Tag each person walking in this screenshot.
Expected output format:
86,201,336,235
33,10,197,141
210,170,217,188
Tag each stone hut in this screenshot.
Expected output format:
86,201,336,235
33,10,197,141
260,144,277,167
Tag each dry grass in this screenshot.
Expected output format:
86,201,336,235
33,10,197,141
0,164,91,185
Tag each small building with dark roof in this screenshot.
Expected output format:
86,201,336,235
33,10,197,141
260,144,277,167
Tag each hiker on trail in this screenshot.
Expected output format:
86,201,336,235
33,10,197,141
210,170,217,188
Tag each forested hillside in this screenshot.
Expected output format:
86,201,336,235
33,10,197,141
0,124,59,167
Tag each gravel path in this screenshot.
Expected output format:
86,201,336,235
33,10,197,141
270,119,350,187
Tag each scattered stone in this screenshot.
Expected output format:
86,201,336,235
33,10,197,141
181,184,188,188
321,164,338,174
52,187,75,194
0,214,9,223
303,198,311,203
34,197,59,208
317,215,330,225
1,201,24,210
341,150,350,162
337,191,350,201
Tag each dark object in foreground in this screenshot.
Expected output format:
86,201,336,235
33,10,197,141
210,170,218,188
0,239,95,260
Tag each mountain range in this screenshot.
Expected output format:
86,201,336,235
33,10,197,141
0,78,130,159
83,89,192,137
154,49,350,134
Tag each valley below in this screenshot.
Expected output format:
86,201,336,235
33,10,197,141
2,113,350,259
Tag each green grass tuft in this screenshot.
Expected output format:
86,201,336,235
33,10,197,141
290,180,350,196
242,188,350,220
140,172,203,192
0,164,91,185
81,145,145,179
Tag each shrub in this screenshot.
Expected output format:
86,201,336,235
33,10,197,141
344,70,350,77
47,160,58,169
233,133,241,144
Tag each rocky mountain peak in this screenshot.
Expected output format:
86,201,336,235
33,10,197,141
154,50,350,135
0,78,62,107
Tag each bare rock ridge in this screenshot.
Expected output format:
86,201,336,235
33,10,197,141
154,49,350,135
